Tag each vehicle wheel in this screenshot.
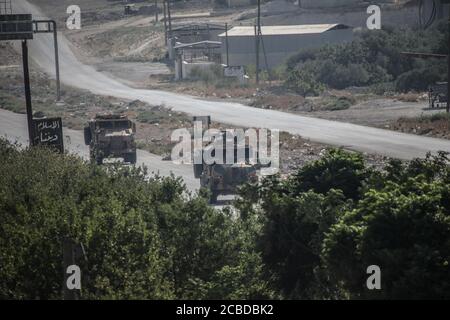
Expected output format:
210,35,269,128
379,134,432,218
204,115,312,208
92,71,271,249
209,191,218,204
194,163,203,178
125,152,137,164
83,127,92,145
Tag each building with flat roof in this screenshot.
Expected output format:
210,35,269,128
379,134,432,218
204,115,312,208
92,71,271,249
219,23,353,69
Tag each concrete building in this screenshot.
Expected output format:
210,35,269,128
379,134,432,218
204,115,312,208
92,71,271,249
173,41,222,80
218,23,353,69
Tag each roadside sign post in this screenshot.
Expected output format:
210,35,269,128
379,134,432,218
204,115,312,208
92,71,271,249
1,14,65,147
0,14,35,143
22,39,34,144
32,117,64,153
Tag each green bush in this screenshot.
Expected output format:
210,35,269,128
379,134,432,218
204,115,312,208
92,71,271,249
237,149,450,299
395,64,445,92
3,138,449,300
323,96,356,111
285,22,448,93
0,139,272,299
285,65,325,97
322,153,450,299
189,64,224,84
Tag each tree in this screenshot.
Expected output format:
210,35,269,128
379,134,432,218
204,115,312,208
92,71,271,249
0,139,271,299
237,149,364,299
286,66,325,97
291,148,369,200
322,153,450,299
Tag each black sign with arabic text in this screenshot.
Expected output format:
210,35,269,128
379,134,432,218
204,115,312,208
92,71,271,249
33,117,64,153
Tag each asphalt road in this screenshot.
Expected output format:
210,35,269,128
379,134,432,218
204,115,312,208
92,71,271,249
11,1,450,160
0,109,199,192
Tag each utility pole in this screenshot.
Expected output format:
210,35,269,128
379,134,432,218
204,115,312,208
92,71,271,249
53,22,60,102
167,0,172,40
255,0,261,84
225,23,229,66
155,0,158,22
163,0,167,44
22,40,34,145
255,25,259,84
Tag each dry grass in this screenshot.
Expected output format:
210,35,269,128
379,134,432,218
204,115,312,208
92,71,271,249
391,113,450,139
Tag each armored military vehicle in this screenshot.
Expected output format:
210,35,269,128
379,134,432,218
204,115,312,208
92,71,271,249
84,114,137,165
195,154,258,204
192,116,259,203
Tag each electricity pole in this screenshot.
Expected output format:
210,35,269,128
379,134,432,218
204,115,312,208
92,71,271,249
255,0,261,84
225,23,229,66
163,0,167,44
167,0,172,40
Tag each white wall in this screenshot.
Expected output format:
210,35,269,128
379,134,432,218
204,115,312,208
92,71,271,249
180,61,218,80
221,28,353,69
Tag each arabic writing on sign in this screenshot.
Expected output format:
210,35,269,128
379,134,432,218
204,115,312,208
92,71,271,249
37,120,60,131
39,131,59,143
33,118,64,153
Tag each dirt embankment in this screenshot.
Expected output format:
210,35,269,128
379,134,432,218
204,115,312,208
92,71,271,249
389,113,450,140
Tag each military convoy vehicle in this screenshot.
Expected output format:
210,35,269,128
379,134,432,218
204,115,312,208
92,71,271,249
192,116,260,203
84,114,137,165
429,82,448,108
194,142,259,203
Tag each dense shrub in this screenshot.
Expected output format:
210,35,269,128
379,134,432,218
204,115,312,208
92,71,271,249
237,149,450,299
2,138,449,300
285,22,448,94
0,139,272,299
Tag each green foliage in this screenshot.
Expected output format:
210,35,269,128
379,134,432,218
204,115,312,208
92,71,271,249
323,96,355,111
189,64,224,84
2,138,449,300
429,112,450,122
237,149,450,299
395,62,445,92
285,22,448,93
0,139,272,300
291,149,369,200
323,152,450,299
285,66,325,97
